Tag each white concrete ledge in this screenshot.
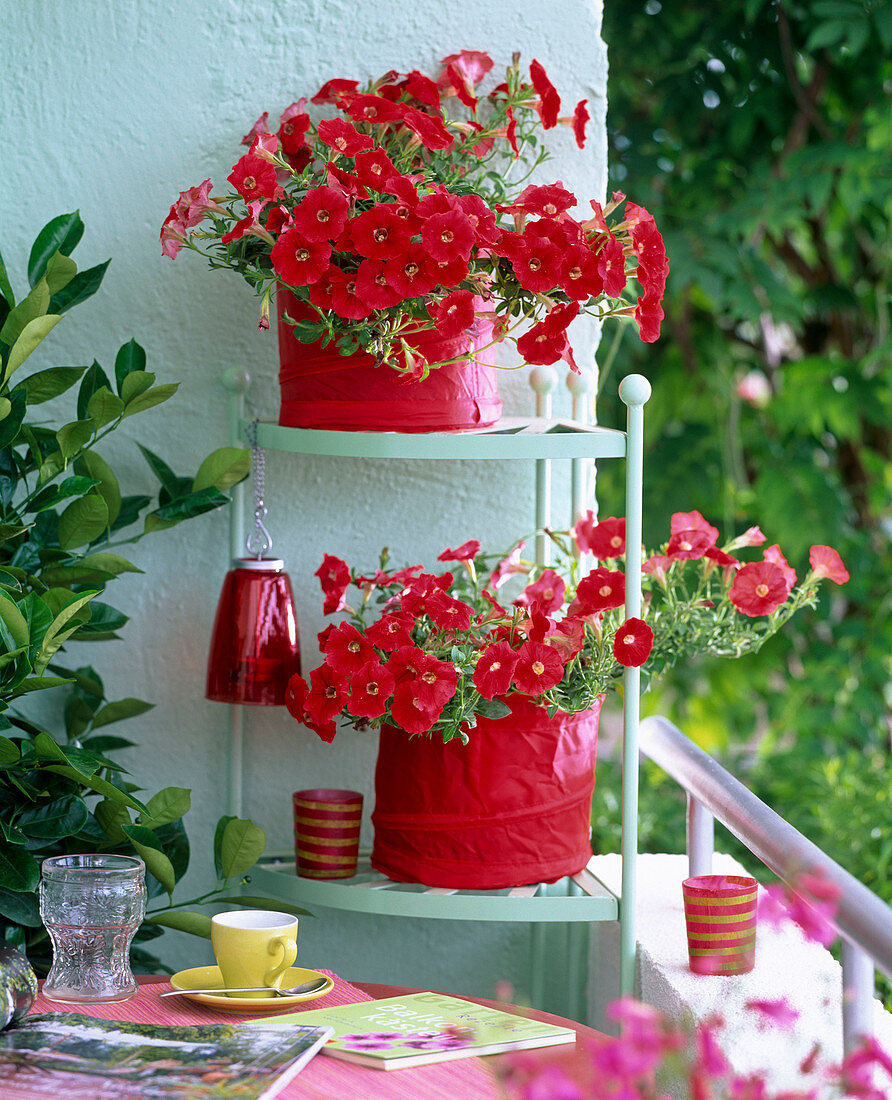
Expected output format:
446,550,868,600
588,852,892,1092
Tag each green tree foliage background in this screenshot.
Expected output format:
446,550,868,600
594,0,891,942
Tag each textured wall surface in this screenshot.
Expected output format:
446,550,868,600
1,0,608,1006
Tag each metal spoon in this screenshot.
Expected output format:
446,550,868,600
159,976,329,998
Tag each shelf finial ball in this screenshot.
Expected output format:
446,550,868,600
618,373,652,408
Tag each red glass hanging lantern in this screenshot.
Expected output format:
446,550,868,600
206,425,300,705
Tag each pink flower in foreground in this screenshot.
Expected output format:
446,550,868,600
671,510,720,544
759,871,841,947
489,541,529,589
809,545,849,584
745,997,800,1031
515,569,566,614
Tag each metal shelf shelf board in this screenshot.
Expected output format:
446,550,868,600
250,417,628,461
252,855,618,923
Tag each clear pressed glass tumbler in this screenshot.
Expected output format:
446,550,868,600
39,853,146,1003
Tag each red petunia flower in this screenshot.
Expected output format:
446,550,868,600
389,684,441,734
596,234,627,297
270,227,331,287
353,148,399,192
730,561,790,617
400,106,454,150
427,254,470,289
666,530,713,561
671,511,719,544
438,49,494,88
762,544,797,595
529,59,561,129
808,545,849,584
428,290,477,339
304,664,349,725
265,204,292,234
453,193,500,246
403,69,442,109
289,186,350,242
382,246,437,298
221,200,267,245
437,539,481,562
241,112,270,146
285,673,308,724
314,553,350,614
505,105,519,156
573,99,589,148
327,266,374,320
561,243,604,301
473,641,519,700
489,541,529,590
323,622,378,676
516,301,580,370
355,258,404,309
311,78,360,105
277,109,311,155
425,590,475,632
573,567,626,613
635,290,665,344
389,646,458,709
345,94,402,124
317,117,375,157
348,660,395,720
227,153,282,202
509,234,563,294
326,162,369,200
513,640,565,695
365,611,415,652
350,204,413,260
516,182,577,218
421,209,475,263
612,617,654,667
515,569,566,615
575,514,626,559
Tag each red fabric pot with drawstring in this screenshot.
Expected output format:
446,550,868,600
371,696,603,889
277,288,502,432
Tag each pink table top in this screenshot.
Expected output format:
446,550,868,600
27,972,518,1099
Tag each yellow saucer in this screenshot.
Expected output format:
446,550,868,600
167,965,333,1013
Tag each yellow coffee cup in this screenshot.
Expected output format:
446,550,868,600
210,909,298,998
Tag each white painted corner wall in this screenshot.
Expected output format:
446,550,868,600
2,0,609,1002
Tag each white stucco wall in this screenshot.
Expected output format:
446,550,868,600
2,0,608,1007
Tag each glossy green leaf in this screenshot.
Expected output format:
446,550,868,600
76,360,113,421
0,590,29,649
78,552,142,577
0,280,49,346
136,443,180,495
44,765,148,812
4,314,63,379
192,447,251,493
66,599,126,639
27,211,84,286
56,419,94,464
213,814,236,879
57,493,109,549
91,697,154,729
0,842,40,892
0,885,42,926
122,824,177,895
144,910,212,938
76,450,122,527
35,591,100,670
44,250,78,295
94,798,131,844
219,818,266,883
0,388,26,449
140,786,191,829
87,387,125,429
17,795,89,840
122,382,178,418
145,486,228,532
114,339,147,392
119,369,154,404
0,398,10,422
0,737,20,764
48,259,110,314
0,250,15,308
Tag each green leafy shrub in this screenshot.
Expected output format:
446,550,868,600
0,212,301,971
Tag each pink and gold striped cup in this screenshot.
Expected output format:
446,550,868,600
293,789,363,879
682,874,758,975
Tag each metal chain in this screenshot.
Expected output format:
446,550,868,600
245,420,272,559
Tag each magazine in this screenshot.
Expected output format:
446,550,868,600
250,991,576,1070
0,1012,333,1098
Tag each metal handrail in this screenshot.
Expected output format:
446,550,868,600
639,714,892,1052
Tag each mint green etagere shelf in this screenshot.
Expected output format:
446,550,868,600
223,366,651,1014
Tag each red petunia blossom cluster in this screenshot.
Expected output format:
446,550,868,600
285,514,847,745
163,51,668,378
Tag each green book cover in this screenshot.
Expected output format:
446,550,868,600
249,991,576,1070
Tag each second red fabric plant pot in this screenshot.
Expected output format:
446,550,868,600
371,696,603,889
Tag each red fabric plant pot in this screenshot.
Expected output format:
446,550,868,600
276,287,502,433
370,696,603,889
